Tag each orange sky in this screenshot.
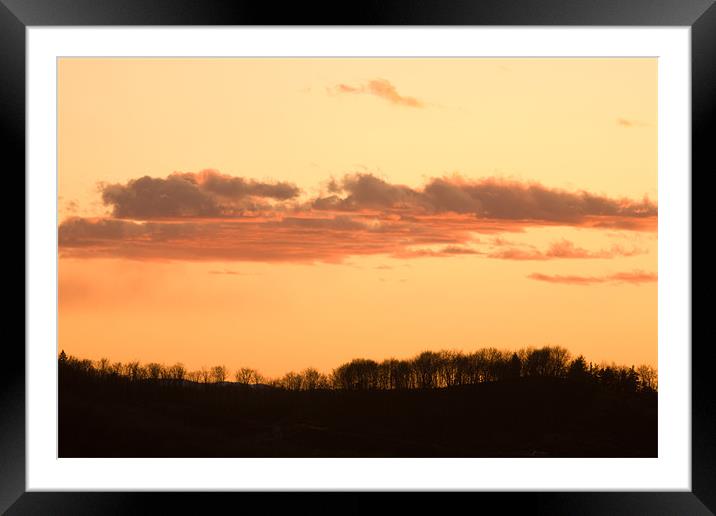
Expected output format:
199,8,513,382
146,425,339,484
58,58,657,377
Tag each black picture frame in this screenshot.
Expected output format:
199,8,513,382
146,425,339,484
3,0,710,513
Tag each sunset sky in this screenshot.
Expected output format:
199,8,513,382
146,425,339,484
58,58,657,377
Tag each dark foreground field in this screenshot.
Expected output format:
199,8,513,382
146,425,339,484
59,373,657,457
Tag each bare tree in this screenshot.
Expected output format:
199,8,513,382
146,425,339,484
235,367,258,384
211,365,227,383
186,370,202,383
300,368,323,390
96,358,111,376
125,361,143,381
281,371,303,390
378,359,399,390
168,363,186,381
636,365,658,391
436,350,460,387
523,346,570,378
146,362,164,381
332,359,379,390
412,351,439,388
110,362,124,377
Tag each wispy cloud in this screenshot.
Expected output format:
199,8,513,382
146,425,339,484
488,239,644,261
617,118,649,128
392,245,483,259
334,79,424,108
527,270,657,285
58,214,477,263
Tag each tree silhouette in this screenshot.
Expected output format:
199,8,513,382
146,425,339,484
168,363,186,382
568,355,589,382
332,359,380,390
146,363,164,381
299,368,325,390
235,367,258,384
281,371,303,390
507,353,522,379
636,364,658,391
57,347,657,394
211,365,227,383
412,351,439,388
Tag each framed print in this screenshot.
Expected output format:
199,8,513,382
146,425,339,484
4,0,712,513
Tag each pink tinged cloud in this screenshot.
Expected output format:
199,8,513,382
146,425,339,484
617,118,649,128
488,239,645,261
527,270,657,286
58,215,478,263
335,79,424,108
58,171,658,264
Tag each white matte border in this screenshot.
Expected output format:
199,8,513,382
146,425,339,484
27,27,691,491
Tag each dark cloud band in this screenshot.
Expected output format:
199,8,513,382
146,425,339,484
59,171,656,267
314,173,657,224
101,169,300,219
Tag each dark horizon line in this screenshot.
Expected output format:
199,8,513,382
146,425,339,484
58,345,658,392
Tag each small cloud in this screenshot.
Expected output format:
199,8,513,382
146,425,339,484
488,239,644,261
440,245,482,255
617,118,649,128
545,239,643,259
608,270,658,284
491,236,516,246
378,277,408,283
333,79,424,108
527,270,657,286
392,245,482,259
489,248,546,261
63,200,80,214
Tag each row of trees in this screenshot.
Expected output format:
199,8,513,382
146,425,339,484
328,348,657,393
58,346,658,393
58,352,261,385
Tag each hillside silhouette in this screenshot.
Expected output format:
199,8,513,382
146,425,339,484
58,346,657,457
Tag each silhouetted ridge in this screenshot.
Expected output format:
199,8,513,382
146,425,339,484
58,347,657,457
57,346,657,393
